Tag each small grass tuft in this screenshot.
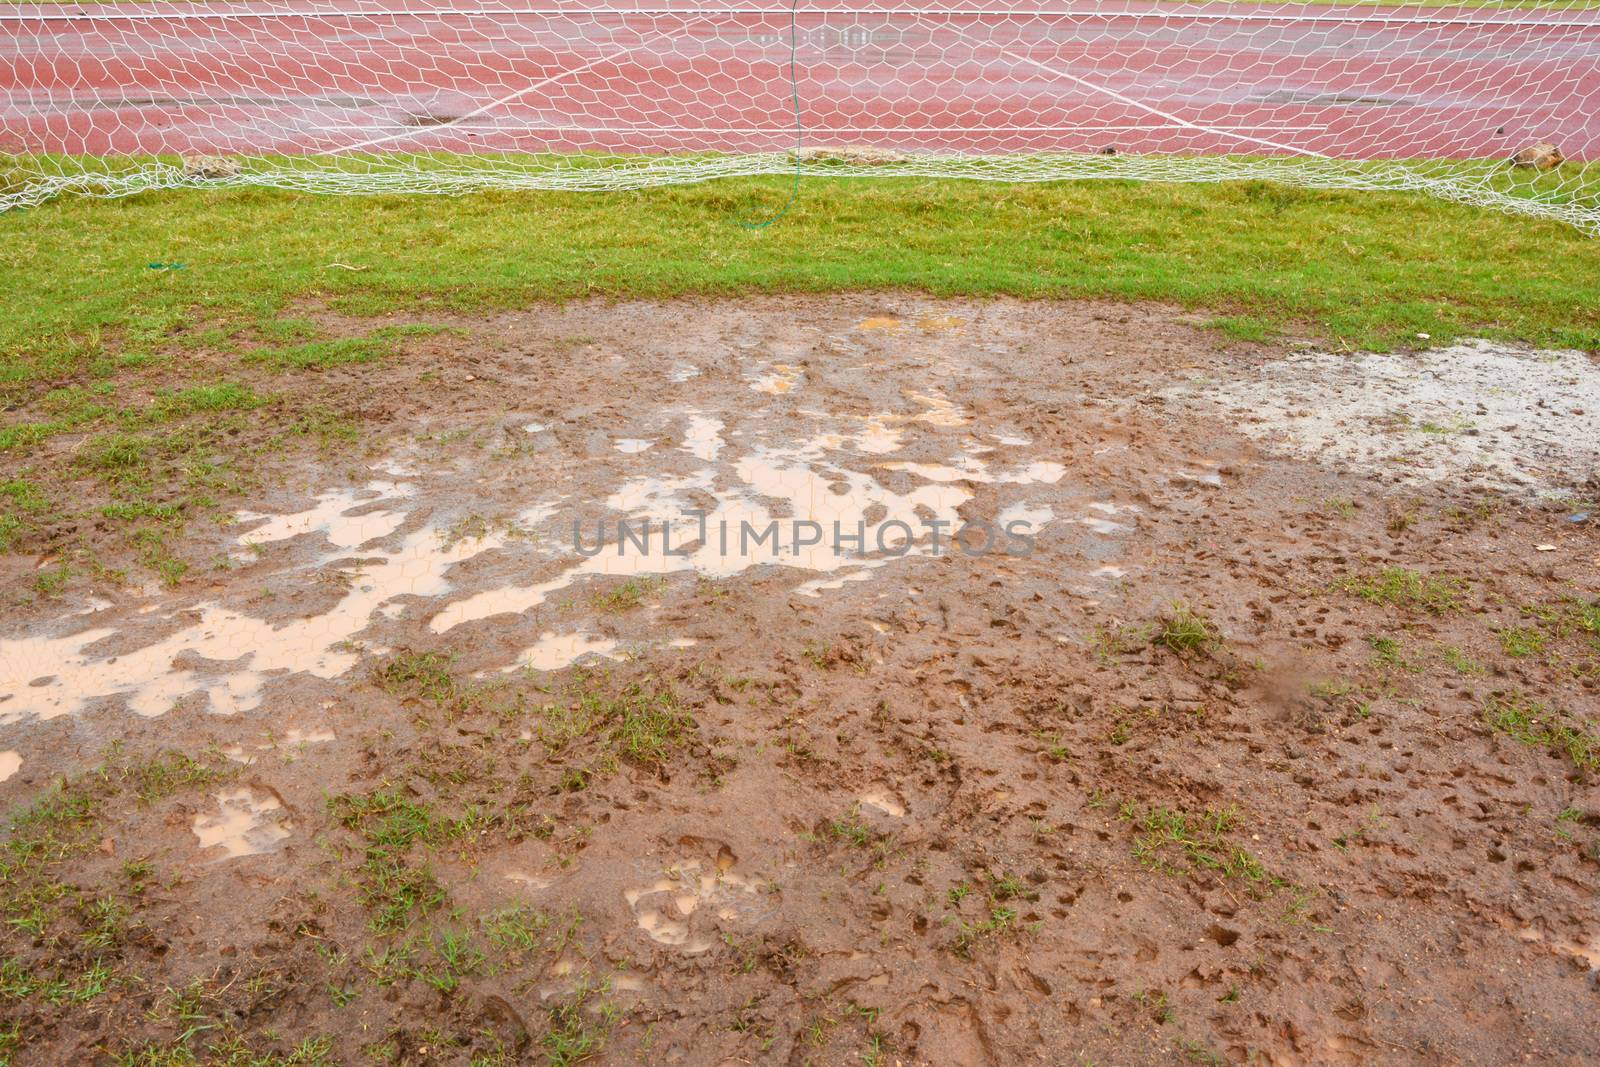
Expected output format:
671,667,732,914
1483,692,1598,771
1154,605,1222,656
1335,567,1467,614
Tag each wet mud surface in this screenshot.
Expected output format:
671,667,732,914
2,297,1598,1065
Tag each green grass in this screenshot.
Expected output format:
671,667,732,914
1497,625,1548,659
1484,692,1599,771
591,576,666,614
1125,804,1275,883
244,324,449,370
1154,604,1223,655
4,176,1599,374
1366,634,1410,669
1335,567,1468,614
329,791,449,934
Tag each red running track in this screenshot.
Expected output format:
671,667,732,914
2,2,1597,161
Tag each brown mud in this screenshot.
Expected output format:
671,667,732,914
1,296,1598,1066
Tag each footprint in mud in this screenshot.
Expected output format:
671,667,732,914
624,847,764,954
505,870,554,891
191,787,292,858
1516,926,1600,972
221,729,336,764
750,363,802,395
1076,500,1139,535
859,786,907,818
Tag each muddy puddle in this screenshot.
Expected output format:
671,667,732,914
1,297,1596,1066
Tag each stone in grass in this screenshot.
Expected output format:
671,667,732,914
181,155,243,180
1509,142,1564,170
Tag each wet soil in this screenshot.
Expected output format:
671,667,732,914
2,296,1598,1066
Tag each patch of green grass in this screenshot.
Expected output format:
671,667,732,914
1438,643,1485,675
1484,692,1599,771
0,477,51,551
121,751,221,805
0,747,229,1027
5,176,1600,383
826,810,873,849
376,649,460,706
246,324,447,370
1204,314,1276,344
1523,598,1600,645
481,906,556,954
1335,567,1467,614
149,381,262,418
1154,604,1222,655
591,576,666,613
951,904,1019,957
328,791,450,933
1496,626,1547,659
1124,804,1276,884
1366,634,1414,671
600,682,696,767
283,406,360,447
541,982,618,1067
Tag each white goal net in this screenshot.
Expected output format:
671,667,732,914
2,1,1596,232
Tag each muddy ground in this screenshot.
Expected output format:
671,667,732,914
1,296,1598,1066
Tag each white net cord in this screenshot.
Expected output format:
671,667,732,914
1,2,1594,232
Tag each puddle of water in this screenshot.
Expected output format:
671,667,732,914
0,751,19,782
432,413,1058,631
1,526,503,724
806,412,906,457
615,439,653,454
502,632,620,673
917,314,966,334
192,787,291,858
856,314,965,335
1171,341,1600,497
611,974,648,994
234,481,411,551
792,562,891,599
997,502,1055,530
750,364,802,395
901,390,968,428
1077,501,1139,536
878,456,991,483
681,415,723,462
222,729,336,764
3,394,1091,721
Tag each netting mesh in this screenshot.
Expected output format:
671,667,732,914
2,1,1596,231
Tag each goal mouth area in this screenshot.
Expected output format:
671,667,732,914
5,151,1596,232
